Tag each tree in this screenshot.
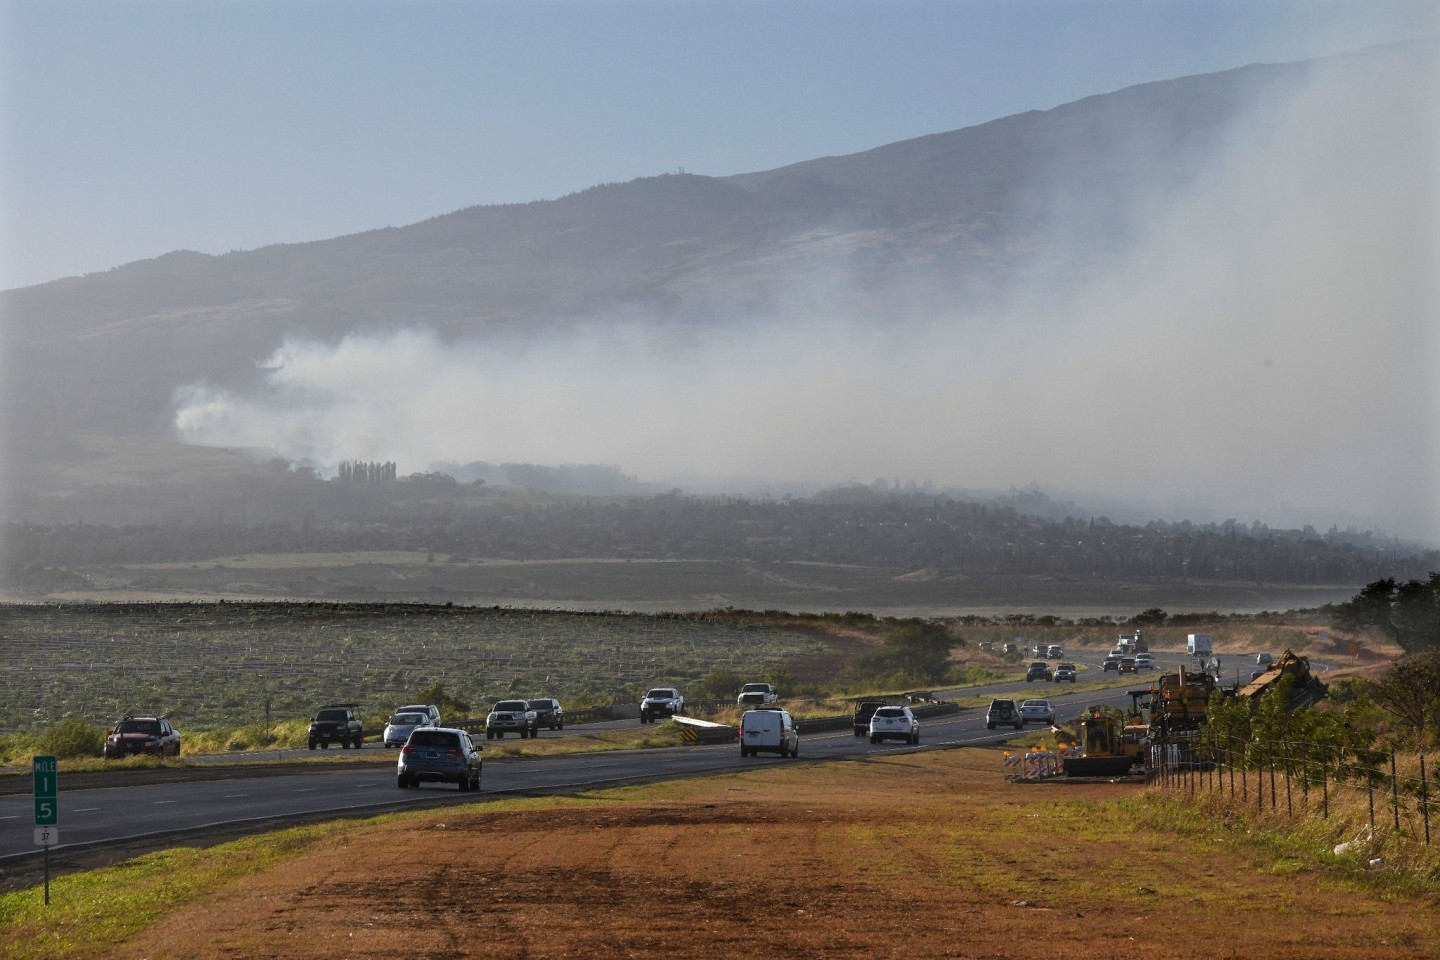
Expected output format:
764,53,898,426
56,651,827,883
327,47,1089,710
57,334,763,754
1132,608,1168,626
1330,573,1440,653
414,681,470,718
1370,651,1440,746
695,667,743,701
842,620,959,687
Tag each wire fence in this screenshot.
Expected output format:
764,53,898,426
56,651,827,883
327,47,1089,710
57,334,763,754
1149,735,1434,846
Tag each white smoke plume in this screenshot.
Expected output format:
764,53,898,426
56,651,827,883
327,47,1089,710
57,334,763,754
174,48,1440,541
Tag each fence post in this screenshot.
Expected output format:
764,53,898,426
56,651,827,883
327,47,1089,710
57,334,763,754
1228,738,1235,802
1390,749,1401,833
1284,743,1293,819
1420,753,1430,846
1367,765,1376,835
1269,750,1278,814
1257,744,1264,815
1321,757,1329,819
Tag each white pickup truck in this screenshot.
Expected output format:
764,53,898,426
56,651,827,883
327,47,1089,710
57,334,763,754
736,682,779,706
639,687,684,724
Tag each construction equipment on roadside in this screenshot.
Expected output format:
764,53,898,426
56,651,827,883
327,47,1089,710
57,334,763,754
1235,649,1327,709
1147,665,1218,738
1061,704,1146,777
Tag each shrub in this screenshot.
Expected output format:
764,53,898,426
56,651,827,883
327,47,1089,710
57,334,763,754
39,718,106,758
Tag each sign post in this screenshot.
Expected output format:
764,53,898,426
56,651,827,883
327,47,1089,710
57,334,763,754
33,755,57,905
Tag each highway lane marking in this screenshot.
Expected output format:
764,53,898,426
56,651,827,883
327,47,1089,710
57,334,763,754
223,793,249,799
154,800,177,805
73,807,100,813
0,815,17,820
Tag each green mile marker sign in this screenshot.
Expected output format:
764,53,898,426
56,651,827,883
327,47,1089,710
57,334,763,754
34,755,58,826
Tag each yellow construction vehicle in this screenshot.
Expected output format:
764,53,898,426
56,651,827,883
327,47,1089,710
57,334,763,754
1061,704,1146,776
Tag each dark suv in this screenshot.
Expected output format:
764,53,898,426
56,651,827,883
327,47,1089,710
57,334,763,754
985,698,1023,730
308,704,364,750
852,700,890,737
1025,661,1053,682
103,715,181,758
527,698,565,731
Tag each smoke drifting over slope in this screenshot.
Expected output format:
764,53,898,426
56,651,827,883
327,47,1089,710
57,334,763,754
174,48,1440,541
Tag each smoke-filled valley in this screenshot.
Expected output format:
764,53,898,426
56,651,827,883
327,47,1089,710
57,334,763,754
2,41,1436,606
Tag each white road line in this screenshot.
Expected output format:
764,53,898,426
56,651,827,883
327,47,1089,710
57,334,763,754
73,807,100,813
154,800,176,805
223,794,248,799
292,788,317,793
0,815,17,821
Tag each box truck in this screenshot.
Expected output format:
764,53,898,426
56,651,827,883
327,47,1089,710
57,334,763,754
1187,633,1213,656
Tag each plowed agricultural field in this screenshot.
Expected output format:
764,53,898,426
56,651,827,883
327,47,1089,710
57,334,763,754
27,748,1436,960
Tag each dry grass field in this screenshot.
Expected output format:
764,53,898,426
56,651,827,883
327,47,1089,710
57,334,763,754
9,748,1435,960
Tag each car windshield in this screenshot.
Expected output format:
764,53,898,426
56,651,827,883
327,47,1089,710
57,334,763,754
875,707,905,718
1023,701,1049,708
390,714,423,725
742,684,768,692
527,700,551,709
646,689,674,698
409,731,459,748
117,719,159,734
494,701,527,711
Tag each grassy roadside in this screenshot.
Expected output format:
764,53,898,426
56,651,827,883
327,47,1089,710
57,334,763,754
3,748,1435,960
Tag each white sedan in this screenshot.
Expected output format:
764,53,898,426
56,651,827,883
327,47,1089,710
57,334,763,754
1020,699,1055,725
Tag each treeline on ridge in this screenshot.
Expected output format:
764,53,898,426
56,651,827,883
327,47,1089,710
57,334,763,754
7,487,1434,587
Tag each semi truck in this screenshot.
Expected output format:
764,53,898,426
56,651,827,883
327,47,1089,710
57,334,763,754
1187,633,1213,656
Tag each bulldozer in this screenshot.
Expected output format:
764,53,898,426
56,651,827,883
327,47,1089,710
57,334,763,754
1236,649,1327,708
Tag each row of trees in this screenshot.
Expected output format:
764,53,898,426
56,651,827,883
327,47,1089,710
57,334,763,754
9,496,1434,588
1329,573,1440,654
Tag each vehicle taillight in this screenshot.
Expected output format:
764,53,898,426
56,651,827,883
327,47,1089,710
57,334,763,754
401,745,413,755
450,749,464,759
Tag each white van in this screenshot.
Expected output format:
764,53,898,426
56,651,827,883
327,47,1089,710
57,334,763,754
739,708,799,758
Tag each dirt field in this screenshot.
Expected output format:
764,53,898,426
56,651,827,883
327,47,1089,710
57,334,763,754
102,749,1437,960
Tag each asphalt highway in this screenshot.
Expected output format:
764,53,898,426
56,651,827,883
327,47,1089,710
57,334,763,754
4,647,1306,870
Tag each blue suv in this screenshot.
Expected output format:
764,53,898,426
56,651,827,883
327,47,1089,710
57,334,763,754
397,728,482,791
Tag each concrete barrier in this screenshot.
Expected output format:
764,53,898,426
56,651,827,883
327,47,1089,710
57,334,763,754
670,715,738,744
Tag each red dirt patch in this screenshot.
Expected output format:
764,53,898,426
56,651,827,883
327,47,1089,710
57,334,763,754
111,750,1437,960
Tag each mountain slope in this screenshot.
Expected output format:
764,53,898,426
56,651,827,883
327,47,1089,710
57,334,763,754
1,42,1430,477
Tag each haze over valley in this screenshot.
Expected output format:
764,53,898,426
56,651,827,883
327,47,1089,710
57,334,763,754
3,34,1437,602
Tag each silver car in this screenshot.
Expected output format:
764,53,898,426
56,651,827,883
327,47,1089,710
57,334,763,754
383,711,432,748
869,705,920,745
1020,699,1055,725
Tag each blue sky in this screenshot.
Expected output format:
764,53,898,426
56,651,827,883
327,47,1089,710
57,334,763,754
1,0,1434,290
